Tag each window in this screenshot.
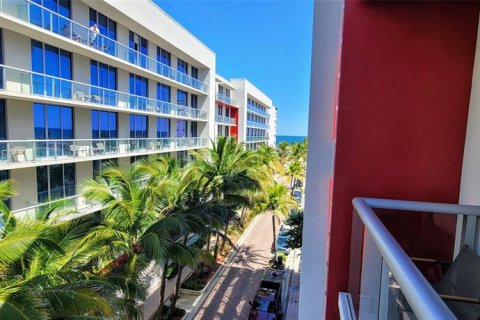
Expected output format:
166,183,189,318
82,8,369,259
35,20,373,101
37,164,75,202
225,88,230,98
157,47,171,76
0,101,5,160
218,85,224,95
129,31,148,68
89,8,116,54
191,66,198,80
34,103,73,158
91,60,117,105
191,94,198,109
31,40,71,98
157,83,170,102
224,126,229,137
190,122,197,138
93,158,117,178
129,74,148,110
34,103,73,140
177,58,188,74
0,100,5,140
0,170,9,208
217,106,223,116
129,115,148,138
176,120,187,138
130,155,148,164
217,125,222,137
30,0,70,34
177,90,188,106
157,118,170,138
91,110,117,139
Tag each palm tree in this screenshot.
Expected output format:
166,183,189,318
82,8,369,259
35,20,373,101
82,163,183,319
256,144,283,176
191,137,262,260
257,182,297,261
135,156,209,320
0,180,124,319
286,159,304,194
289,142,305,162
277,141,290,165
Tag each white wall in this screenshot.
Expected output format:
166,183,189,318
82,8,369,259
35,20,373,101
299,1,344,319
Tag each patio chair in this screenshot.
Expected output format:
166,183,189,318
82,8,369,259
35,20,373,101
10,146,25,162
430,245,480,320
74,91,86,101
92,143,105,154
91,95,102,104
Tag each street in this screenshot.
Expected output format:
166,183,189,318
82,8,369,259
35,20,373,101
192,211,280,320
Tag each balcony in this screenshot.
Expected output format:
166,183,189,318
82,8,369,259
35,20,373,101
0,137,208,169
0,65,207,120
339,198,480,320
246,136,269,143
215,115,236,126
247,120,270,129
216,93,236,106
0,0,208,93
247,103,270,118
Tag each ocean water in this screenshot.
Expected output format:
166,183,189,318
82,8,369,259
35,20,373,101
276,135,307,145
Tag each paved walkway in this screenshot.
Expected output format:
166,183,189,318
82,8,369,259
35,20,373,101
190,211,279,320
285,249,301,320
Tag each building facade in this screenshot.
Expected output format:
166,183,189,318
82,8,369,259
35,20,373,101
0,0,276,219
301,1,480,319
230,78,275,150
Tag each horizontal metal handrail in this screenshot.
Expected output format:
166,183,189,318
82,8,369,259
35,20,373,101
246,136,269,142
352,197,458,320
0,64,207,120
0,137,208,164
215,114,236,125
0,0,208,93
247,120,270,129
247,103,270,118
216,93,236,106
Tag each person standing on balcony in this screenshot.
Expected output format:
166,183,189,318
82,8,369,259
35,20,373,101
89,24,100,47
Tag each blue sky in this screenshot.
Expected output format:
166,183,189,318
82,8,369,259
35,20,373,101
154,0,313,136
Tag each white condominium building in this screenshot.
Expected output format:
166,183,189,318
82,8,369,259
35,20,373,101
0,0,277,218
214,74,239,140
229,78,275,149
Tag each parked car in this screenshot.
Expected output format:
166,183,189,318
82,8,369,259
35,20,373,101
276,234,290,254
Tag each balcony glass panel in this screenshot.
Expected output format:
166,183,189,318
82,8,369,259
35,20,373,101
0,137,208,164
0,0,208,92
0,65,208,120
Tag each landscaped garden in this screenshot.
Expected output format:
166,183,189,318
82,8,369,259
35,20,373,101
0,137,306,319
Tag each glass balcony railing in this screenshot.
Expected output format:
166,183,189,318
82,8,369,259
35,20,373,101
0,0,208,93
247,103,270,118
0,65,207,120
246,136,269,142
339,198,480,320
216,93,236,106
247,120,270,129
215,115,236,125
0,137,208,165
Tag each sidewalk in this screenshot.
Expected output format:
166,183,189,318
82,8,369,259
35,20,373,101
285,248,301,320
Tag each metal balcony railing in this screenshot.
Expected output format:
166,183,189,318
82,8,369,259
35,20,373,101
0,137,208,166
247,120,270,129
216,93,236,106
215,115,236,125
0,0,208,93
246,136,269,142
0,65,207,120
247,103,270,118
339,197,480,320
